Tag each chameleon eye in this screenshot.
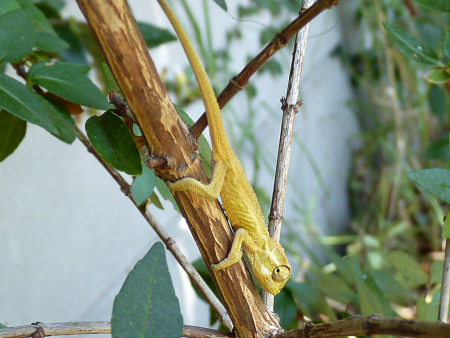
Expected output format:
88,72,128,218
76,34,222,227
272,265,290,282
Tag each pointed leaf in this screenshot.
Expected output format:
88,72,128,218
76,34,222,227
111,242,183,338
408,168,450,203
0,8,35,62
0,110,26,161
85,111,142,175
212,0,227,11
137,22,176,48
386,250,428,285
132,167,156,205
383,23,442,66
28,62,112,110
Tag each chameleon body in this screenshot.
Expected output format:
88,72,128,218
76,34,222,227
158,0,291,295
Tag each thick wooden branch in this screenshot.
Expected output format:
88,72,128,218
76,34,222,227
190,0,339,139
75,0,280,336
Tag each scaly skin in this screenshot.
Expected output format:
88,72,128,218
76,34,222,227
158,0,291,295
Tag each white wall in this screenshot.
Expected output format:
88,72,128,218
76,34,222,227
0,0,357,334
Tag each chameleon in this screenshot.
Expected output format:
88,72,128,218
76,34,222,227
158,0,291,295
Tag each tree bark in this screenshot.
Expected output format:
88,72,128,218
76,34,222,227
76,0,280,336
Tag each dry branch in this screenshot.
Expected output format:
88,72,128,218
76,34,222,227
0,322,233,338
75,0,280,336
190,0,339,139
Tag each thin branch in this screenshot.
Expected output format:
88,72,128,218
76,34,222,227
439,236,450,322
0,322,233,338
76,127,233,331
275,315,450,338
262,0,314,312
3,315,450,338
190,0,339,139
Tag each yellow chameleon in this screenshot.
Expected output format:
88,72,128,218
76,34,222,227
158,0,291,295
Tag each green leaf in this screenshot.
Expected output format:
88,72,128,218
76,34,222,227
416,0,450,12
111,242,183,338
0,73,57,135
386,250,428,285
444,31,450,61
0,110,26,161
0,0,20,15
137,22,176,49
274,289,297,329
287,281,336,320
430,259,444,284
315,273,355,304
86,111,142,175
428,84,448,119
149,192,164,209
383,23,442,66
102,62,123,96
28,62,112,110
372,270,414,301
0,74,75,143
40,95,76,143
0,8,35,62
132,167,157,205
423,136,450,161
408,168,450,203
175,105,212,177
155,177,179,212
427,68,450,84
417,295,439,321
53,22,88,64
35,31,69,53
212,0,227,11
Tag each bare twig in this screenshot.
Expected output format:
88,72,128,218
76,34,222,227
0,322,233,338
3,315,450,338
190,0,339,139
439,236,450,322
76,127,233,331
275,315,450,337
0,321,110,338
262,0,315,312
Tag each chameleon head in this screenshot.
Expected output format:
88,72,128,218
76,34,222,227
246,237,291,295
